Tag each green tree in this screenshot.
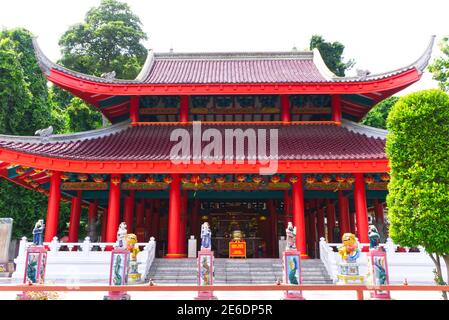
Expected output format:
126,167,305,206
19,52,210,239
0,29,71,239
429,37,449,92
386,89,449,299
309,35,355,77
58,0,148,79
361,96,399,129
65,97,103,132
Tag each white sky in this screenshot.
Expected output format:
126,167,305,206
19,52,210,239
1,0,447,95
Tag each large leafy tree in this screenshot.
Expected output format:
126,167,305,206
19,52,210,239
0,28,70,238
386,89,449,299
55,0,148,131
309,35,355,77
361,96,399,129
429,37,449,92
58,0,148,79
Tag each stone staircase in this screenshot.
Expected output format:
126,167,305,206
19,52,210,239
147,258,333,284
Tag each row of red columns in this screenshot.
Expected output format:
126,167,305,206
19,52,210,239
44,171,374,257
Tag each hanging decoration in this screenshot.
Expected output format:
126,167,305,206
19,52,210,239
252,175,262,184
78,174,88,182
365,175,375,185
216,176,226,184
190,175,201,185
24,177,33,183
111,176,121,186
146,176,155,184
202,176,212,185
30,182,39,188
335,175,345,184
271,175,281,183
93,176,104,183
289,175,298,184
163,175,173,184
61,173,70,181
306,176,316,184
15,167,25,175
181,176,189,184
380,174,390,182
236,175,246,183
346,176,355,184
128,176,138,184
321,175,332,184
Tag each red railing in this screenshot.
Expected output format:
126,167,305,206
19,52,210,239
1,284,448,300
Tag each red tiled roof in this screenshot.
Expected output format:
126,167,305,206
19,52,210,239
0,122,386,161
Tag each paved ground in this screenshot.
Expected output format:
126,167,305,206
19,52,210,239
0,278,444,300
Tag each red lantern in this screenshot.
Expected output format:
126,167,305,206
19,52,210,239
78,174,88,182
128,176,138,184
181,176,189,184
321,175,332,184
271,175,281,183
335,175,345,183
15,167,25,175
190,175,201,184
61,173,70,181
163,175,173,184
202,176,212,185
93,176,104,183
365,175,375,185
306,176,316,184
252,176,262,184
289,175,298,184
30,182,39,188
111,176,121,186
216,176,226,184
380,174,390,182
346,176,355,184
145,176,155,184
236,175,246,183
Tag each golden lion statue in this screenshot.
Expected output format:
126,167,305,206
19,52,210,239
338,233,360,263
125,233,140,261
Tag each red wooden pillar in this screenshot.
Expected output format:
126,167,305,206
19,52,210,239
101,207,108,241
292,173,307,257
283,190,291,228
316,207,325,240
123,191,135,233
106,175,121,243
167,174,182,258
130,96,139,123
135,198,145,242
151,199,160,239
338,191,350,236
179,191,187,255
326,200,336,243
68,191,82,242
280,95,291,123
354,173,369,243
44,171,62,242
375,200,385,225
88,201,98,225
331,95,342,123
180,95,189,123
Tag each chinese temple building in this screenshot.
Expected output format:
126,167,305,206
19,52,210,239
0,36,434,259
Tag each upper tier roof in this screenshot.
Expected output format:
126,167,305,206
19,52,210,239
33,37,435,85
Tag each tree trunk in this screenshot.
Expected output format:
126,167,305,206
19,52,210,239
429,253,448,300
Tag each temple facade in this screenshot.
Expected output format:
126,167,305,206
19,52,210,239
0,36,435,259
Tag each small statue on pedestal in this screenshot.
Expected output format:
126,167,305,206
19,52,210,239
200,222,212,250
285,222,297,250
368,225,381,250
116,222,127,248
126,233,141,282
32,220,45,246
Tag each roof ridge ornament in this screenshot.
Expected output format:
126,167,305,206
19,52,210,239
100,71,116,80
35,126,54,142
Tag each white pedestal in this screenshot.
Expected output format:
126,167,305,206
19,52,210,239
188,236,197,258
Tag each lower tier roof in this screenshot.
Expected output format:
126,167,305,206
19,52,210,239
0,121,386,162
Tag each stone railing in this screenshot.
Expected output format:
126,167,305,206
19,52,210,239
319,237,444,284
13,236,157,281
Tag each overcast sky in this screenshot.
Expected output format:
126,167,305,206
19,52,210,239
1,0,447,95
